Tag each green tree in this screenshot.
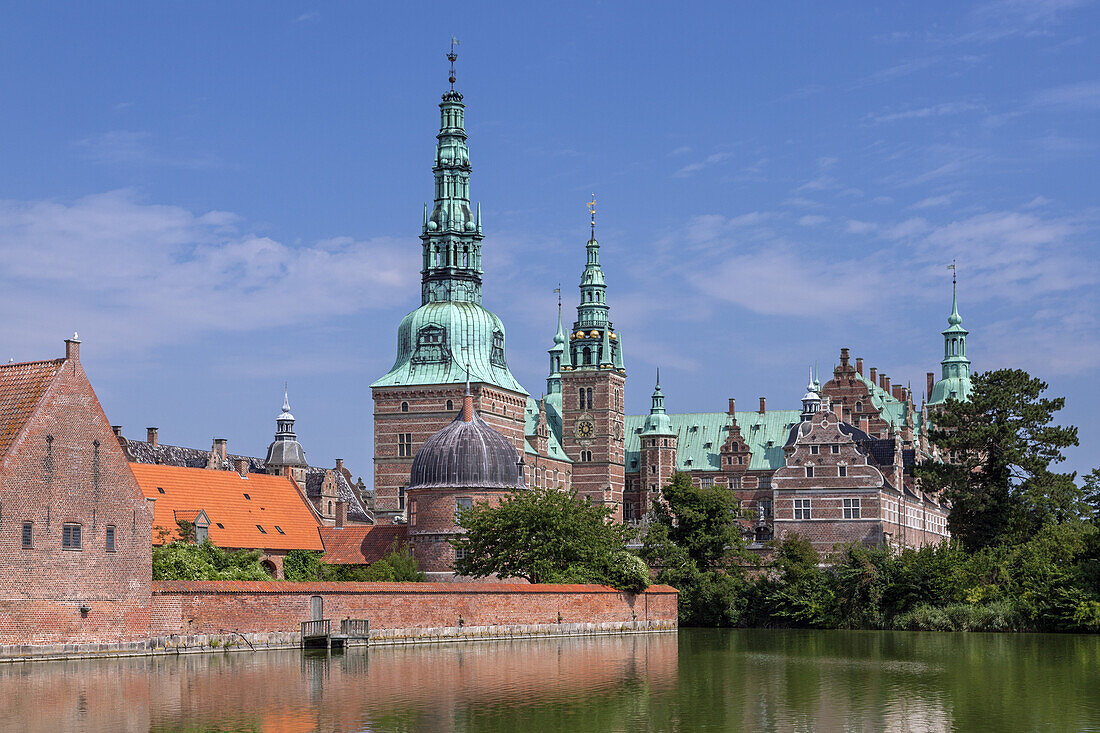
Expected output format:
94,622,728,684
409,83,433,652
1083,468,1100,521
917,369,1079,551
642,472,746,571
451,485,642,588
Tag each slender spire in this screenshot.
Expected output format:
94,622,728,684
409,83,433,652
279,383,293,421
801,366,821,421
570,196,622,372
447,36,459,90
588,193,596,241
642,368,673,434
929,263,972,405
420,40,482,305
462,362,474,422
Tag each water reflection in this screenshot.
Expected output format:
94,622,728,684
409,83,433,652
0,630,1096,732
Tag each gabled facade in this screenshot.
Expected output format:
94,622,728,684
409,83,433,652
0,337,153,645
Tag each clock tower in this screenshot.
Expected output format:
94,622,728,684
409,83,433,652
560,198,626,521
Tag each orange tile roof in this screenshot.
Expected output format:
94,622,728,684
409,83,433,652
0,359,63,458
318,525,408,565
131,463,323,551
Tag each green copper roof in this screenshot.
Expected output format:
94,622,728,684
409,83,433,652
641,371,674,436
930,277,972,405
625,410,802,473
525,394,572,462
370,301,527,394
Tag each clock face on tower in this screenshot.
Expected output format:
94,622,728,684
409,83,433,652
575,419,595,438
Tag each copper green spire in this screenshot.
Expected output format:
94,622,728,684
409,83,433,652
547,286,566,394
641,368,674,435
568,196,624,372
420,41,483,305
929,264,972,405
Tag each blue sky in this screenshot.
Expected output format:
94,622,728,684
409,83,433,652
1,1,1097,482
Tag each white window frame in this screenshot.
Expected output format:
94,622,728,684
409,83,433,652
794,498,811,520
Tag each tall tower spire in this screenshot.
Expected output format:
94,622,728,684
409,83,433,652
420,40,483,305
929,263,972,405
547,285,567,394
568,196,623,372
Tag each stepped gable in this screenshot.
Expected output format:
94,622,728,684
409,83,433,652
122,436,371,523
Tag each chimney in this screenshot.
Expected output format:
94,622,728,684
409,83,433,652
882,375,891,393
892,385,903,401
728,398,736,415
840,348,850,368
927,372,935,402
112,426,122,437
833,402,844,419
335,458,344,472
859,416,870,433
235,457,249,476
64,333,81,362
213,438,227,462
758,397,766,414
335,500,346,528
869,367,877,385
855,358,864,376
147,427,158,446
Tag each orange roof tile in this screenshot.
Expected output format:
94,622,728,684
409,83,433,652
318,525,408,565
131,463,323,551
0,359,63,458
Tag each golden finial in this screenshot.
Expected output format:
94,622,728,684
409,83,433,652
447,36,460,89
587,194,596,238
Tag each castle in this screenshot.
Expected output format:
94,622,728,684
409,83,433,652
368,60,968,567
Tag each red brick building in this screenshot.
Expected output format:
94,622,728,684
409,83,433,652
0,336,153,645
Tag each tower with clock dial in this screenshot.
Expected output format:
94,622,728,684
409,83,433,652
558,199,626,521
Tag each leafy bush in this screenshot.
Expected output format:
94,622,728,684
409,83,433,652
598,551,652,595
152,541,271,581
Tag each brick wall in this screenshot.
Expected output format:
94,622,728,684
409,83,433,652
0,343,153,645
149,582,678,636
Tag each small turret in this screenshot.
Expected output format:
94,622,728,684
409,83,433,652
929,266,972,405
801,366,821,422
265,385,307,469
641,369,675,436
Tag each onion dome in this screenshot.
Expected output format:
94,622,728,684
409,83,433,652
409,386,526,490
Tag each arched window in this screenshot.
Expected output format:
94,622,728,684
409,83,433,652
328,501,334,515
586,388,593,407
855,401,862,412
446,399,454,411
583,347,592,365
462,246,469,267
401,401,409,412
579,387,586,409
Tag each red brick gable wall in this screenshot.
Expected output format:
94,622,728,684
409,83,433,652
0,347,153,644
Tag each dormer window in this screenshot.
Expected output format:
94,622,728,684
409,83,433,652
490,329,507,367
412,324,449,364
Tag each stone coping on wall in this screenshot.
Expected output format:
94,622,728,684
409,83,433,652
1,620,677,663
152,580,679,596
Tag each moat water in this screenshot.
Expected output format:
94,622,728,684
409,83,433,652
1,629,1097,732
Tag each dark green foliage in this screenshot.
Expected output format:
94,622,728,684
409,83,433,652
283,545,425,582
642,472,752,626
152,541,272,581
452,485,646,590
916,369,1080,551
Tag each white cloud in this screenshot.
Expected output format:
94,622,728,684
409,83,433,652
674,151,733,178
911,195,952,209
845,220,878,234
799,215,829,227
1032,81,1100,110
867,101,984,124
75,131,220,168
0,191,416,354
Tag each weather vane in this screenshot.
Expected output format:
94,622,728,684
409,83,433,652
948,259,956,285
448,36,460,89
587,194,596,237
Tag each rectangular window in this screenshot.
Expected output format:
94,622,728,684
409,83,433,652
398,434,413,457
398,486,406,511
831,444,840,454
805,466,814,478
196,524,209,543
810,445,819,455
454,545,467,561
839,465,847,477
700,477,714,488
759,476,771,489
731,477,742,490
409,499,418,526
455,497,473,522
62,523,82,550
256,524,267,534
105,525,116,552
21,521,32,549
794,499,811,520
843,498,861,519
758,499,772,518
